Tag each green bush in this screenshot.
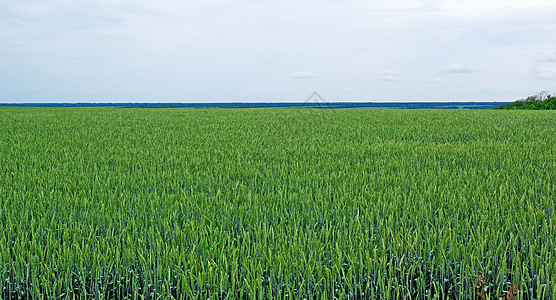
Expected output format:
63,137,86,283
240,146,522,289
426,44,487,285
497,92,556,110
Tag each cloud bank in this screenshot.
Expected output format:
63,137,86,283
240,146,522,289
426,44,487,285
1,0,556,102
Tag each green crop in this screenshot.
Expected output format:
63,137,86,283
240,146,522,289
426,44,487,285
0,108,554,299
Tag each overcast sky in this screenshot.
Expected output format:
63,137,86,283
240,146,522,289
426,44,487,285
1,0,555,102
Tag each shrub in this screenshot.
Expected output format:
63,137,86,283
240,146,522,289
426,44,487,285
496,91,556,110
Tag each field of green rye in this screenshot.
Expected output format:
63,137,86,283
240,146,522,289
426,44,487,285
0,107,554,299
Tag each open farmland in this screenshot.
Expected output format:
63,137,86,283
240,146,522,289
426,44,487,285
0,108,554,299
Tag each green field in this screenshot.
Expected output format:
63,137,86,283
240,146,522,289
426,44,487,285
0,108,554,299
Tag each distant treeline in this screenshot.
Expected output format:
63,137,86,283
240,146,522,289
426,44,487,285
496,92,556,110
1,102,508,109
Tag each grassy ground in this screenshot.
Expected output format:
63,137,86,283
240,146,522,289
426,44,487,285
0,108,554,299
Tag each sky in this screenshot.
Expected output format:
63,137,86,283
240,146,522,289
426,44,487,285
1,0,556,102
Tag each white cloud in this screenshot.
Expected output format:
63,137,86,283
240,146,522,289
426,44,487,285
532,50,556,80
532,67,556,80
381,70,403,81
444,63,479,74
540,52,556,63
248,87,293,93
346,46,366,53
291,71,320,79
429,0,556,21
426,77,444,83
